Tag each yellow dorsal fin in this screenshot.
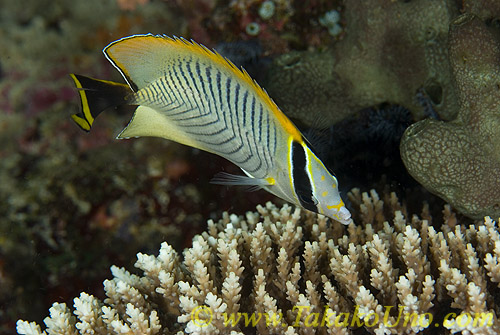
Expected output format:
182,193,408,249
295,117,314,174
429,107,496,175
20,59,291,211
104,34,302,141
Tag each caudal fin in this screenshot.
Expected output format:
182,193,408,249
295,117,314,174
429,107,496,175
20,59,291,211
69,74,131,132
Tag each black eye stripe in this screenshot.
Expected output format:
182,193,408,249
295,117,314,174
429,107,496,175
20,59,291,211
291,141,317,212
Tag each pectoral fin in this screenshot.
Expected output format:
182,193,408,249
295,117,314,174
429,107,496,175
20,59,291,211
210,172,274,191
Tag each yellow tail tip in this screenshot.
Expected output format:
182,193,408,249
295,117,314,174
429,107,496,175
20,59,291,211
71,113,91,132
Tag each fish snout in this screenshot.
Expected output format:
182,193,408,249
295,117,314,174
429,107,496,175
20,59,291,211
337,206,353,225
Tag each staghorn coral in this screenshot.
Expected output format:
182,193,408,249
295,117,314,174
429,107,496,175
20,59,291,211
263,0,459,128
400,14,500,220
17,190,500,334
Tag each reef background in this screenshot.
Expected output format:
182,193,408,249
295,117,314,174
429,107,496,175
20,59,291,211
1,0,498,334
0,0,273,332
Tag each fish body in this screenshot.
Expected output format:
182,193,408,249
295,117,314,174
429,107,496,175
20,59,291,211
70,34,352,224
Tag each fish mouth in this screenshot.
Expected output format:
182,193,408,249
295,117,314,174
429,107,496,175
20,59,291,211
337,207,353,225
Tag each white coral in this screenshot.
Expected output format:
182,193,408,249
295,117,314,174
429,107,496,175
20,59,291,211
16,195,500,335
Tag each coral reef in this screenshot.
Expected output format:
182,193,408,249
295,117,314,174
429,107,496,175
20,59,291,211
169,0,342,52
4,0,500,333
400,14,500,220
0,0,194,332
2,1,338,331
318,9,342,37
263,0,459,128
261,1,500,221
16,190,500,334
0,109,210,330
0,0,183,116
462,0,500,20
117,0,149,11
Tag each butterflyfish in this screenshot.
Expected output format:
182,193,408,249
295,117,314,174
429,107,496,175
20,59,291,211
70,34,352,225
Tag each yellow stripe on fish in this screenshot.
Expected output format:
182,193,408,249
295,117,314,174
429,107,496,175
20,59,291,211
69,73,130,131
69,34,352,225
